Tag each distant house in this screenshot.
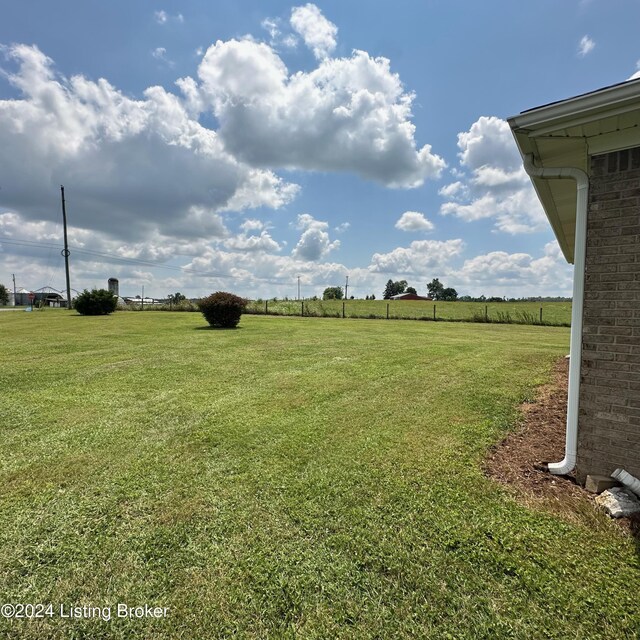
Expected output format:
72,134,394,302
509,78,640,483
390,293,432,301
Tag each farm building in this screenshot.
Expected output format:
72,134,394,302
390,293,432,301
509,79,640,483
13,288,34,306
34,288,67,307
13,288,68,307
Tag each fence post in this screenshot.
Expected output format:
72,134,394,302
342,301,345,318
301,300,304,317
386,303,389,320
540,306,543,324
433,304,436,321
485,305,488,321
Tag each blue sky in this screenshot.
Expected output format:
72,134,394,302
1,0,640,300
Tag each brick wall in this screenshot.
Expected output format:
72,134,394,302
577,148,640,483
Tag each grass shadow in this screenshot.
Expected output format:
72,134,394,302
194,325,244,330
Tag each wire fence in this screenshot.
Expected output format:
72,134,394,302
244,299,571,326
20,293,571,326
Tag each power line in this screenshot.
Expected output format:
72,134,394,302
0,236,297,286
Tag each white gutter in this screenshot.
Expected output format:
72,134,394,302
523,154,589,475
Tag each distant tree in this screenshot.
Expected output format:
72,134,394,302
405,286,417,295
441,287,458,301
323,286,343,300
0,284,9,305
370,294,375,300
169,292,186,303
487,296,503,302
383,279,408,299
427,278,445,300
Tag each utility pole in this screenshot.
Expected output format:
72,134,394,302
12,273,16,305
60,186,72,309
345,275,349,300
297,275,301,301
141,285,144,311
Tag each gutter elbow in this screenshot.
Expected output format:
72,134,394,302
548,453,577,477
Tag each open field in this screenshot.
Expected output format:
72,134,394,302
0,311,637,639
245,299,573,326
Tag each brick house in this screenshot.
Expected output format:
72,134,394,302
509,79,640,484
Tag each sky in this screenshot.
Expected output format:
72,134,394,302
2,0,640,300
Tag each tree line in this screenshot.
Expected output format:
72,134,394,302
381,278,458,301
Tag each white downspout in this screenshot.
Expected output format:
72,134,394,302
523,154,589,475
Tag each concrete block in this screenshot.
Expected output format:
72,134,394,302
585,474,619,494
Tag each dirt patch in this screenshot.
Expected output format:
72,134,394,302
484,357,639,536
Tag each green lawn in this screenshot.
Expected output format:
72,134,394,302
0,311,637,639
245,299,572,325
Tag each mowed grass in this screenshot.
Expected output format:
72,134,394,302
0,311,637,639
246,299,572,325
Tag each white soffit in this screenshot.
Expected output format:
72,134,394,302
508,78,640,263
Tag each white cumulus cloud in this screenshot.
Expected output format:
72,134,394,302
224,230,281,253
395,211,434,232
451,241,573,297
196,39,445,187
0,44,297,244
290,4,337,60
369,239,464,274
292,213,340,261
439,116,546,234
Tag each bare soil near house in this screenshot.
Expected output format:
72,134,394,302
485,357,640,537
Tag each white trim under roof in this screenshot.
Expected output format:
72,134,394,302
508,77,640,263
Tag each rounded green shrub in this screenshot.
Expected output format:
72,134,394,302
74,288,118,316
198,291,248,328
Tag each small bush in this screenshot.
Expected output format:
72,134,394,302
74,289,118,316
198,291,247,328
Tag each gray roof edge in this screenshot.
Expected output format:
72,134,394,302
508,77,640,130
